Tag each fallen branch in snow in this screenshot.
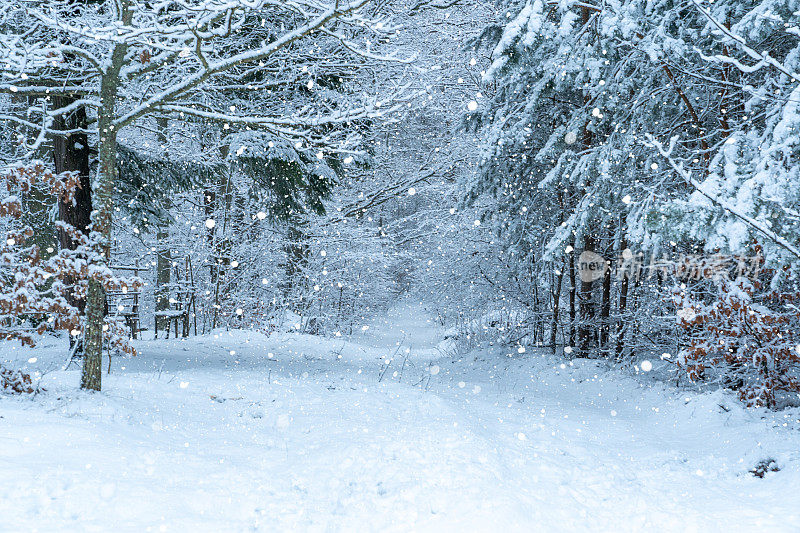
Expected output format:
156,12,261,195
378,339,404,382
397,347,411,384
63,335,83,370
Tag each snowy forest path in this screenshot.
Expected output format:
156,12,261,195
351,301,800,531
1,301,799,531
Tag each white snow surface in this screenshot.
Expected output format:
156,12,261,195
2,300,800,532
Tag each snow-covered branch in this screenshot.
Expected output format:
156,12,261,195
690,0,800,82
113,0,372,128
648,134,800,260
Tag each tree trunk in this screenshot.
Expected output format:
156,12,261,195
210,172,233,330
284,219,311,314
81,17,129,391
599,232,612,352
531,258,540,345
550,259,564,354
578,234,596,358
81,126,116,390
155,117,171,335
615,235,629,362
155,226,171,334
203,186,217,279
719,18,734,141
568,240,577,350
52,95,92,316
575,5,594,355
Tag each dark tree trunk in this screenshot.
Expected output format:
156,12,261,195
284,220,311,312
52,95,92,315
550,259,564,354
568,240,577,350
615,235,629,362
599,232,612,352
578,234,596,358
576,6,594,356
203,186,217,282
531,257,540,345
719,18,734,140
155,118,171,334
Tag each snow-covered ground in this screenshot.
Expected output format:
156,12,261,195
2,301,800,531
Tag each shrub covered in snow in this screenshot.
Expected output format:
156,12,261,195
672,274,800,408
0,162,139,354
0,364,33,395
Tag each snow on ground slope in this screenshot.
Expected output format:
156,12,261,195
2,300,800,532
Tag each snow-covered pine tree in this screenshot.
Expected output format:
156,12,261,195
465,0,763,358
651,0,800,271
647,0,800,401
